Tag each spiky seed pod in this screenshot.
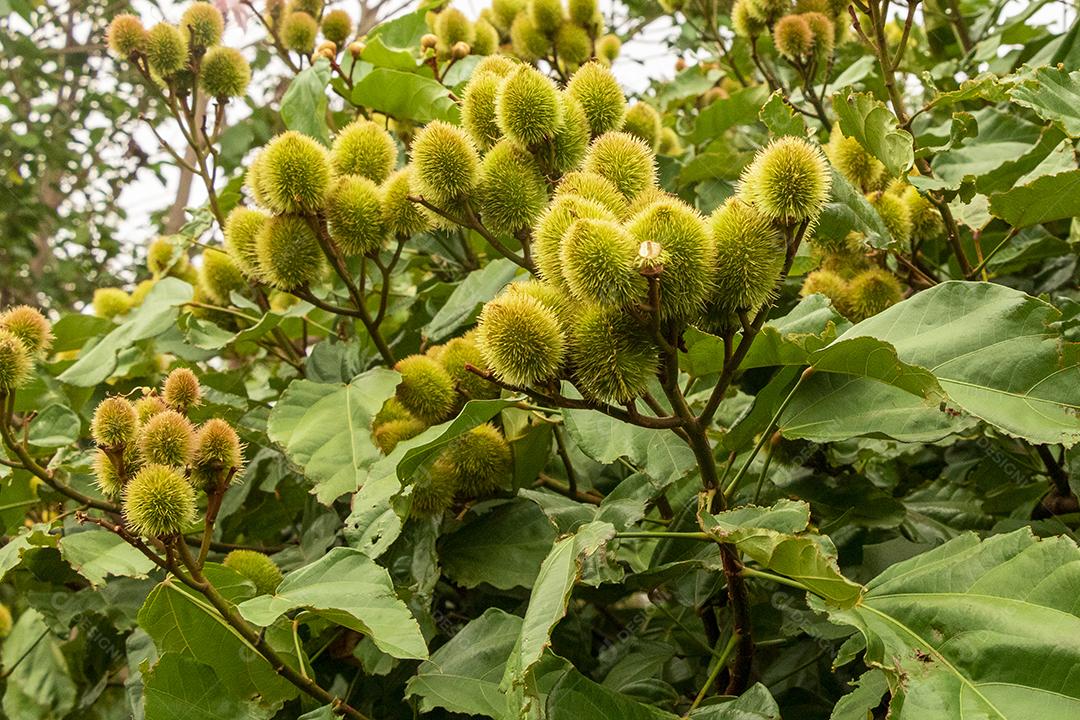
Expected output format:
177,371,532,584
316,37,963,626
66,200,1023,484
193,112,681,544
472,19,499,55
145,23,188,78
223,550,283,595
731,0,766,37
163,367,201,411
534,194,617,286
198,249,246,304
434,7,475,46
492,0,527,31
394,355,458,424
147,236,189,277
373,417,426,454
774,14,813,61
570,305,658,404
801,269,850,312
439,336,500,400
583,132,656,200
291,0,324,16
529,0,564,34
122,464,195,538
549,95,591,174
707,197,785,314
260,131,331,213
199,46,250,97
410,120,480,206
441,423,511,496
91,396,138,448
380,168,431,238
0,306,52,357
462,73,503,150
254,215,325,290
555,23,591,69
496,65,562,147
92,288,133,319
624,186,674,219
138,410,196,467
373,396,414,427
107,14,147,57
131,279,156,306
803,12,835,56
596,33,620,63
869,190,912,247
92,449,125,499
900,185,944,240
409,457,458,518
329,119,397,184
477,292,565,386
510,12,550,62
0,604,10,639
476,140,549,235
657,127,683,156
135,395,168,424
224,206,268,278
506,280,574,333
628,199,716,320
568,0,599,25
566,63,625,136
474,54,519,79
561,218,647,307
245,150,271,207
740,136,831,223
825,129,885,192
281,11,318,53
320,9,352,44
746,0,789,22
555,171,627,215
846,267,902,321
326,176,387,257
796,0,830,11
190,418,243,490
622,102,662,150
180,2,224,48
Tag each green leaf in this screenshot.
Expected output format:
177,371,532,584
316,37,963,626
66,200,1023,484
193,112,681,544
988,168,1080,226
817,168,894,249
689,683,781,719
0,524,57,581
349,68,460,125
59,528,155,586
832,91,914,176
759,90,807,137
26,403,80,448
825,529,1080,719
1009,65,1080,137
809,335,944,399
142,654,273,720
690,85,770,144
1,609,76,720
546,670,678,719
281,58,332,145
237,546,428,660
424,258,521,342
829,670,888,720
563,409,696,487
360,35,418,71
266,368,399,504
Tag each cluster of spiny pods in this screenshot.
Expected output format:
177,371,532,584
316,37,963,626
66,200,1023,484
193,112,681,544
732,0,848,68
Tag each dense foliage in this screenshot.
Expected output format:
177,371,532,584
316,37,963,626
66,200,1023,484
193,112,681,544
2,0,1080,719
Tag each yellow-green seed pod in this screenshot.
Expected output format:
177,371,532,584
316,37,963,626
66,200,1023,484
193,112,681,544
410,120,480,206
92,288,133,319
622,102,662,150
570,305,657,404
320,9,352,44
329,119,397,184
732,0,766,37
254,215,325,290
496,65,562,146
561,218,647,307
395,354,458,424
555,171,627,215
224,206,268,278
190,418,244,489
290,0,324,17
260,130,331,213
774,14,813,61
492,0,527,31
326,175,387,257
145,23,188,78
869,190,912,247
534,194,617,286
199,249,247,304
568,0,598,26
441,423,511,496
282,11,319,53
846,267,902,321
92,396,138,447
550,94,591,174
566,62,625,136
123,464,196,536
138,409,196,467
825,129,885,193
439,335,500,400
462,73,503,150
510,12,550,62
135,395,168,424
107,14,147,57
555,22,591,69
163,367,201,411
740,136,831,223
529,0,563,35
477,292,564,386
747,0,788,22
624,186,674,220
93,449,125,499
223,550,283,595
147,236,189,277
707,197,785,314
476,139,549,235
0,604,10,639
180,2,224,48
582,131,656,199
801,268,850,312
657,126,683,156
373,417,426,454
245,149,271,207
474,54,519,79
506,280,574,331
373,396,414,428
0,306,52,357
380,167,432,238
131,279,156,306
434,7,475,46
900,184,944,240
595,33,620,63
409,456,458,518
199,46,251,97
804,11,835,57
472,18,499,55
628,198,716,320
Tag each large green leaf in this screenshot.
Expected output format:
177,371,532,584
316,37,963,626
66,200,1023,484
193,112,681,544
26,404,80,448
816,168,894,248
0,524,57,581
826,529,1080,719
690,683,782,719
690,85,770,143
832,91,914,176
348,68,460,124
424,258,521,342
1,609,76,720
988,168,1080,226
59,528,155,586
266,368,399,504
280,58,331,145
546,670,677,720
563,409,696,487
1009,65,1080,137
142,653,273,720
237,546,427,660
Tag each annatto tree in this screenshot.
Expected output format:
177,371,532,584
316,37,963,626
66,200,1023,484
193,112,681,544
2,0,1080,718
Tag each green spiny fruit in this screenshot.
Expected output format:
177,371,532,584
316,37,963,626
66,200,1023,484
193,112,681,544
373,396,414,427
93,449,125,499
395,354,458,424
254,214,326,289
223,549,283,595
492,0,527,31
477,292,565,386
474,55,520,80
476,139,549,234
624,186,673,219
320,9,353,44
472,18,499,55
900,184,944,240
740,136,831,223
561,218,647,307
496,64,562,146
145,23,188,78
281,11,318,53
290,0,324,17
627,198,716,320
131,279,156,306
434,7,475,45
731,0,766,37
123,464,196,537
566,62,626,135
746,0,789,22
555,22,591,69
529,0,563,34
410,120,480,206
92,396,138,448
774,14,813,61
826,129,885,192
180,2,224,47
409,456,458,518
869,190,912,247
326,175,387,257
707,197,785,314
595,33,620,63
163,367,201,411
92,287,133,319
0,306,52,357
846,267,902,321
440,423,511,496
224,206,268,279
550,94,591,174
506,279,572,324
138,409,196,467
534,193,617,287
462,73,503,150
380,167,432,238
800,269,850,312
190,418,244,490
107,14,147,57
555,171,627,215
245,149,271,207
147,236,189,277
803,11,835,57
439,335,500,400
510,12,550,62
570,305,657,404
198,249,246,305
657,126,683,156
568,0,599,26
199,46,250,97
260,130,331,213
135,395,168,424
329,119,398,183
622,102,662,150
582,131,656,199
373,417,426,454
